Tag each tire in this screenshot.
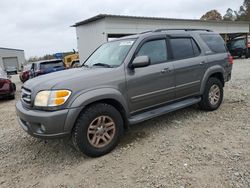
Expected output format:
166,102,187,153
72,103,124,157
199,77,223,111
8,94,15,100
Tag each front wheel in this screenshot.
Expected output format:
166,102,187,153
72,103,124,157
199,77,223,111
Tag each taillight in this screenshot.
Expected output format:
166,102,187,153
228,53,233,65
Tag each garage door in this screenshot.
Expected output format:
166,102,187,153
2,57,18,70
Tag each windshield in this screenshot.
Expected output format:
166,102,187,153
40,61,64,70
84,39,135,68
23,64,32,71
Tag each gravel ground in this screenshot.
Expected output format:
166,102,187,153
0,59,249,188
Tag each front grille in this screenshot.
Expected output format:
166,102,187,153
21,87,32,105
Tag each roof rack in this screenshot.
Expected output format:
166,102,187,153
139,30,153,34
153,28,213,32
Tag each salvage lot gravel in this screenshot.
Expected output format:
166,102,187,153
0,59,249,188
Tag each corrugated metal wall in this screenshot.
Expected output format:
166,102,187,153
76,17,250,62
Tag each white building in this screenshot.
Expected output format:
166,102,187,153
0,47,25,71
73,14,250,63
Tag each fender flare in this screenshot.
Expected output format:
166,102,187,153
200,65,225,94
64,88,129,132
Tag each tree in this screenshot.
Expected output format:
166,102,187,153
223,8,236,21
200,10,222,21
243,0,250,20
234,5,247,21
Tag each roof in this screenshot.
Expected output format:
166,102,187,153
73,14,250,27
0,47,24,52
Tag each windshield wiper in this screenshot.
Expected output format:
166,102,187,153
92,63,113,68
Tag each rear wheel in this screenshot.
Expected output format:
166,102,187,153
199,77,223,111
72,103,124,157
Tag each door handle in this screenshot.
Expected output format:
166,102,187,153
161,67,171,73
200,61,205,65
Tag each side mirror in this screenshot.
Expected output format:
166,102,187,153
131,56,150,68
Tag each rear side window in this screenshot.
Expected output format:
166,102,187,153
137,39,167,64
170,38,200,60
200,34,226,53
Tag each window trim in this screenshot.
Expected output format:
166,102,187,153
191,38,201,57
129,35,169,67
168,37,201,61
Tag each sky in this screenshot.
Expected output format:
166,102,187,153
0,0,244,58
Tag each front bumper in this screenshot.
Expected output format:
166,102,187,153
16,101,73,139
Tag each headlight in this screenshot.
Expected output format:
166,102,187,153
34,90,71,107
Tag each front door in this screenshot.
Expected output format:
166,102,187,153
126,37,175,113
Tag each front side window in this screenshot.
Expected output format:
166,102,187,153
136,39,167,64
84,39,135,68
170,38,197,60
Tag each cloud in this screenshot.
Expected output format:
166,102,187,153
0,0,243,58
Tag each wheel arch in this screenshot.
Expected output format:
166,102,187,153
200,66,225,94
64,88,130,132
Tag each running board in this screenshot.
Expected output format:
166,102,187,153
128,97,201,124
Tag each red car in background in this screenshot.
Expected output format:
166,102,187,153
19,64,32,83
0,67,16,99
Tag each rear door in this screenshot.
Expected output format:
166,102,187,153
126,36,175,113
169,36,206,99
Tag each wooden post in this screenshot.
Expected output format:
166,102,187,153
246,33,249,59
224,33,228,42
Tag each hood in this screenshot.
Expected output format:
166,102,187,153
24,67,115,91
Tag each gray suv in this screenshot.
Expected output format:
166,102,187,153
16,29,233,157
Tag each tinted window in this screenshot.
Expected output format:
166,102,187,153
232,39,245,48
137,39,167,64
40,61,64,70
84,39,135,67
200,34,226,53
170,38,198,59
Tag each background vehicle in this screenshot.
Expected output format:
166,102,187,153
227,36,250,58
16,29,232,157
71,59,80,68
64,53,79,68
5,66,18,75
30,59,65,78
19,64,32,83
0,66,16,99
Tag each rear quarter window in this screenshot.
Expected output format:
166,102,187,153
200,34,227,53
